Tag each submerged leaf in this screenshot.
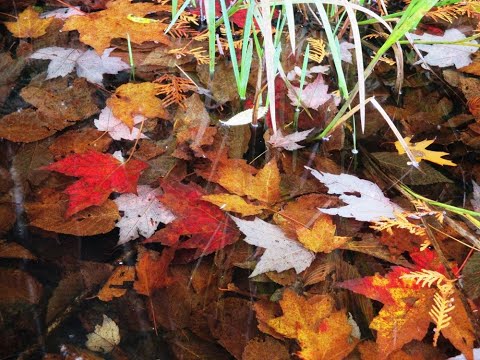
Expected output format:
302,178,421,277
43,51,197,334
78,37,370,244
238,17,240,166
268,129,314,151
4,7,53,38
394,137,456,166
220,107,268,126
85,315,120,353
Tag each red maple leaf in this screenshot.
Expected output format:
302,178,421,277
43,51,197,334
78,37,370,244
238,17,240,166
144,181,239,259
43,150,148,217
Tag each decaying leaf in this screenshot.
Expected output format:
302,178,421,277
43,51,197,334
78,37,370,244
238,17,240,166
287,75,334,110
85,314,120,353
134,247,175,296
230,216,315,277
114,185,175,245
0,268,43,304
268,128,314,151
202,193,266,216
97,265,135,302
220,107,268,126
48,128,112,157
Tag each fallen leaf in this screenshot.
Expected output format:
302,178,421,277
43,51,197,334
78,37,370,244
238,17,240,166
40,6,84,20
287,75,333,110
62,0,171,54
230,216,315,277
49,128,112,158
296,214,350,253
133,247,175,296
338,267,435,357
220,107,268,126
94,107,147,141
242,337,290,360
394,137,456,166
0,239,36,260
85,314,120,353
114,185,175,244
0,268,43,304
267,289,357,360
4,7,53,38
268,128,314,151
340,41,356,63
202,193,266,216
97,265,135,302
307,167,401,221
145,181,239,258
106,82,168,128
42,151,148,217
30,47,129,85
409,29,478,69
26,188,119,236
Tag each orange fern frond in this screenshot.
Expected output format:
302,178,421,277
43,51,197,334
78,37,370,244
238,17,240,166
370,212,426,236
430,282,455,346
155,74,197,108
307,38,326,63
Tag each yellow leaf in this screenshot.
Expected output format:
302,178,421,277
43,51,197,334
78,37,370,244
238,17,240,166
202,194,266,216
394,136,456,166
296,214,350,253
4,7,53,38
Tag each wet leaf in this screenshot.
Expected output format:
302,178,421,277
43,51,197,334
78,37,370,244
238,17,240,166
145,181,239,258
0,269,43,304
97,265,135,302
230,216,315,277
268,128,314,151
30,47,129,85
106,82,168,128
220,107,268,126
114,185,175,245
267,289,357,360
242,337,290,360
49,128,112,158
202,194,266,216
287,75,334,110
43,151,148,216
4,7,53,38
26,188,119,236
85,314,120,353
462,252,480,299
94,107,148,141
0,240,36,260
62,0,171,54
133,247,175,296
394,137,456,166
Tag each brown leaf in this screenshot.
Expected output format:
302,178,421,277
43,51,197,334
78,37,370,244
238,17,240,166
0,268,43,304
49,128,112,158
26,188,119,236
0,239,36,260
47,272,84,323
12,139,54,188
242,337,290,360
0,109,58,143
97,265,135,302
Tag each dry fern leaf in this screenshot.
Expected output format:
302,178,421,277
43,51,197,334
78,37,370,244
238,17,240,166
154,74,196,107
307,38,326,63
370,212,426,236
400,269,450,288
168,45,209,64
430,282,455,346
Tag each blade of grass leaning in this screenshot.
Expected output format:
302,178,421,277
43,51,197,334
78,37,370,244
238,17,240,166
341,0,366,133
256,0,278,133
284,0,296,55
206,0,216,77
219,0,240,91
165,0,191,33
238,0,255,99
171,0,178,19
294,43,310,130
126,33,135,80
315,2,348,99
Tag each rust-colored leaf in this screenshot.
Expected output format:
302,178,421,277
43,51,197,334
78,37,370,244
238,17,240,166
0,269,42,304
49,128,112,158
26,188,119,236
133,247,175,297
97,265,135,302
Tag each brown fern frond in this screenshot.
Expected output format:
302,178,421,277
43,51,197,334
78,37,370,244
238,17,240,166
169,19,199,38
307,38,326,63
430,283,455,346
154,74,197,108
412,200,444,223
167,46,209,65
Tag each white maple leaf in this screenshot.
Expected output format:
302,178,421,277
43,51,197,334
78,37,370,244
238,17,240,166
230,216,315,277
30,47,129,85
306,167,401,222
41,7,83,20
268,128,314,151
409,28,478,69
287,75,332,110
85,314,120,354
94,107,148,141
114,185,175,245
340,41,356,64
220,106,268,126
286,64,329,81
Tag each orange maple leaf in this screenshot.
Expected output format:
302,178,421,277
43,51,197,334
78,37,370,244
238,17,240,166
62,0,171,54
97,265,135,302
106,82,169,128
4,7,53,38
133,247,175,297
267,289,358,360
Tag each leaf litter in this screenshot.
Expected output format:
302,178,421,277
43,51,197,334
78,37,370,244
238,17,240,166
2,1,480,360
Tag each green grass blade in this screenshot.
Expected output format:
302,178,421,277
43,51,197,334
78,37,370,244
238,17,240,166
219,0,240,90
207,0,216,77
